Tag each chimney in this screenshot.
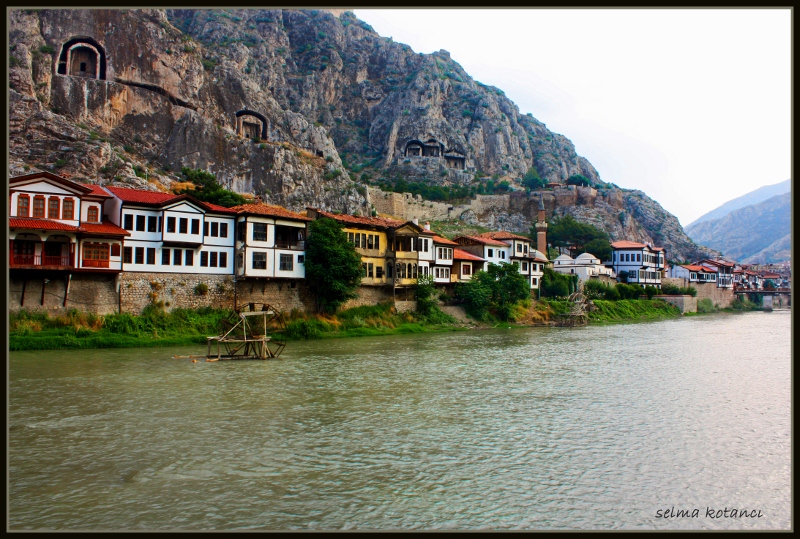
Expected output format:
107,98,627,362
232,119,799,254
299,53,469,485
412,218,419,225
424,222,431,231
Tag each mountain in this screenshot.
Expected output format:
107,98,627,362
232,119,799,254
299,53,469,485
8,8,713,261
687,179,791,228
684,192,791,263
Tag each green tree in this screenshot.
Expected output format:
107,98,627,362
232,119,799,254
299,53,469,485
176,167,247,207
415,273,438,317
455,276,492,320
522,166,546,190
304,218,363,314
541,215,609,257
483,262,530,320
539,266,576,298
566,174,591,187
578,237,612,262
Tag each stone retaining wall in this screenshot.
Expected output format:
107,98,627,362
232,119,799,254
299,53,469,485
9,272,119,315
663,277,734,308
653,294,697,314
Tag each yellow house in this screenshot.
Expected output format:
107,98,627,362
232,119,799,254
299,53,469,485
306,209,427,289
307,209,396,286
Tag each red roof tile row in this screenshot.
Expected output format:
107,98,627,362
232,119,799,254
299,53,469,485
453,248,485,262
230,203,311,221
477,231,531,242
454,235,508,247
431,234,459,246
10,217,130,236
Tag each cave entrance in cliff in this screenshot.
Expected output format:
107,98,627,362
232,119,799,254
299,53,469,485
422,139,443,157
404,141,423,157
445,153,466,170
235,110,268,141
56,37,106,80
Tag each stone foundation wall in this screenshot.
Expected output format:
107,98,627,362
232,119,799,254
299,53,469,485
653,294,697,314
119,272,235,314
663,277,734,308
235,279,316,313
9,272,119,315
394,300,417,314
340,285,395,310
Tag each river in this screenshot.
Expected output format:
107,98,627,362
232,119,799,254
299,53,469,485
8,311,791,530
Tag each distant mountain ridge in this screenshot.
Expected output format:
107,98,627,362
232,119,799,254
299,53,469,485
687,179,790,228
685,192,791,263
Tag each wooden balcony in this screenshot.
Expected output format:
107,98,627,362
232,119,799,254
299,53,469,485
10,254,74,268
274,240,305,250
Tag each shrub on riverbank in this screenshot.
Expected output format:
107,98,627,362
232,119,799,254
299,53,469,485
696,298,717,313
9,306,233,351
588,299,681,322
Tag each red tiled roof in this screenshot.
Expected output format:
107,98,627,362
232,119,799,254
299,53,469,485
230,203,311,221
10,218,80,231
700,258,735,267
478,231,531,242
651,246,665,252
80,183,113,198
309,208,406,229
105,186,178,205
78,221,131,236
10,171,94,194
611,240,647,249
761,272,781,279
198,202,239,215
454,235,508,247
454,248,485,262
680,264,715,272
431,234,458,246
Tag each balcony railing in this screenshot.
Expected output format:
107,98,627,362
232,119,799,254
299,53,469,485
10,254,74,267
274,240,305,250
82,259,110,268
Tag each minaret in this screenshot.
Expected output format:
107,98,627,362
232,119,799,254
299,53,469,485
535,193,548,256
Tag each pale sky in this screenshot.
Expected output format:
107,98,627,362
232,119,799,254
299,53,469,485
354,9,791,226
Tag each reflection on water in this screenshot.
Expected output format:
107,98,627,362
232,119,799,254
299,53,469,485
9,311,791,530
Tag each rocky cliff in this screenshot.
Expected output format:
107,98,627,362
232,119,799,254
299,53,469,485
8,8,712,261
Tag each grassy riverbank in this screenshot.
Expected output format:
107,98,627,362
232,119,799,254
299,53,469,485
8,303,466,352
10,297,686,352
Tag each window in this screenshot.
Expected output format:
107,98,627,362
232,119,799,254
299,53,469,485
147,216,157,232
167,216,176,233
387,264,393,278
361,262,368,277
200,251,208,267
135,247,144,264
367,234,374,249
84,243,110,263
162,248,170,265
210,222,219,237
135,215,145,231
185,250,193,266
111,243,121,257
191,219,200,235
173,249,182,266
204,222,209,236
146,248,156,264
179,218,188,234
297,254,305,264
348,232,354,244
533,278,538,286
210,252,218,267
87,206,99,222
522,262,528,271
253,223,267,241
17,195,30,217
158,216,162,232
252,252,267,269
488,249,494,258
33,196,45,218
220,223,228,238
376,265,383,278
463,264,472,276
48,198,60,219
636,253,641,262
500,251,505,259
219,252,227,268
237,221,246,241
517,243,522,252
375,236,379,250
123,247,132,264
280,254,293,271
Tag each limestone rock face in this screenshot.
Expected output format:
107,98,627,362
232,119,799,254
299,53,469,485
8,8,706,258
